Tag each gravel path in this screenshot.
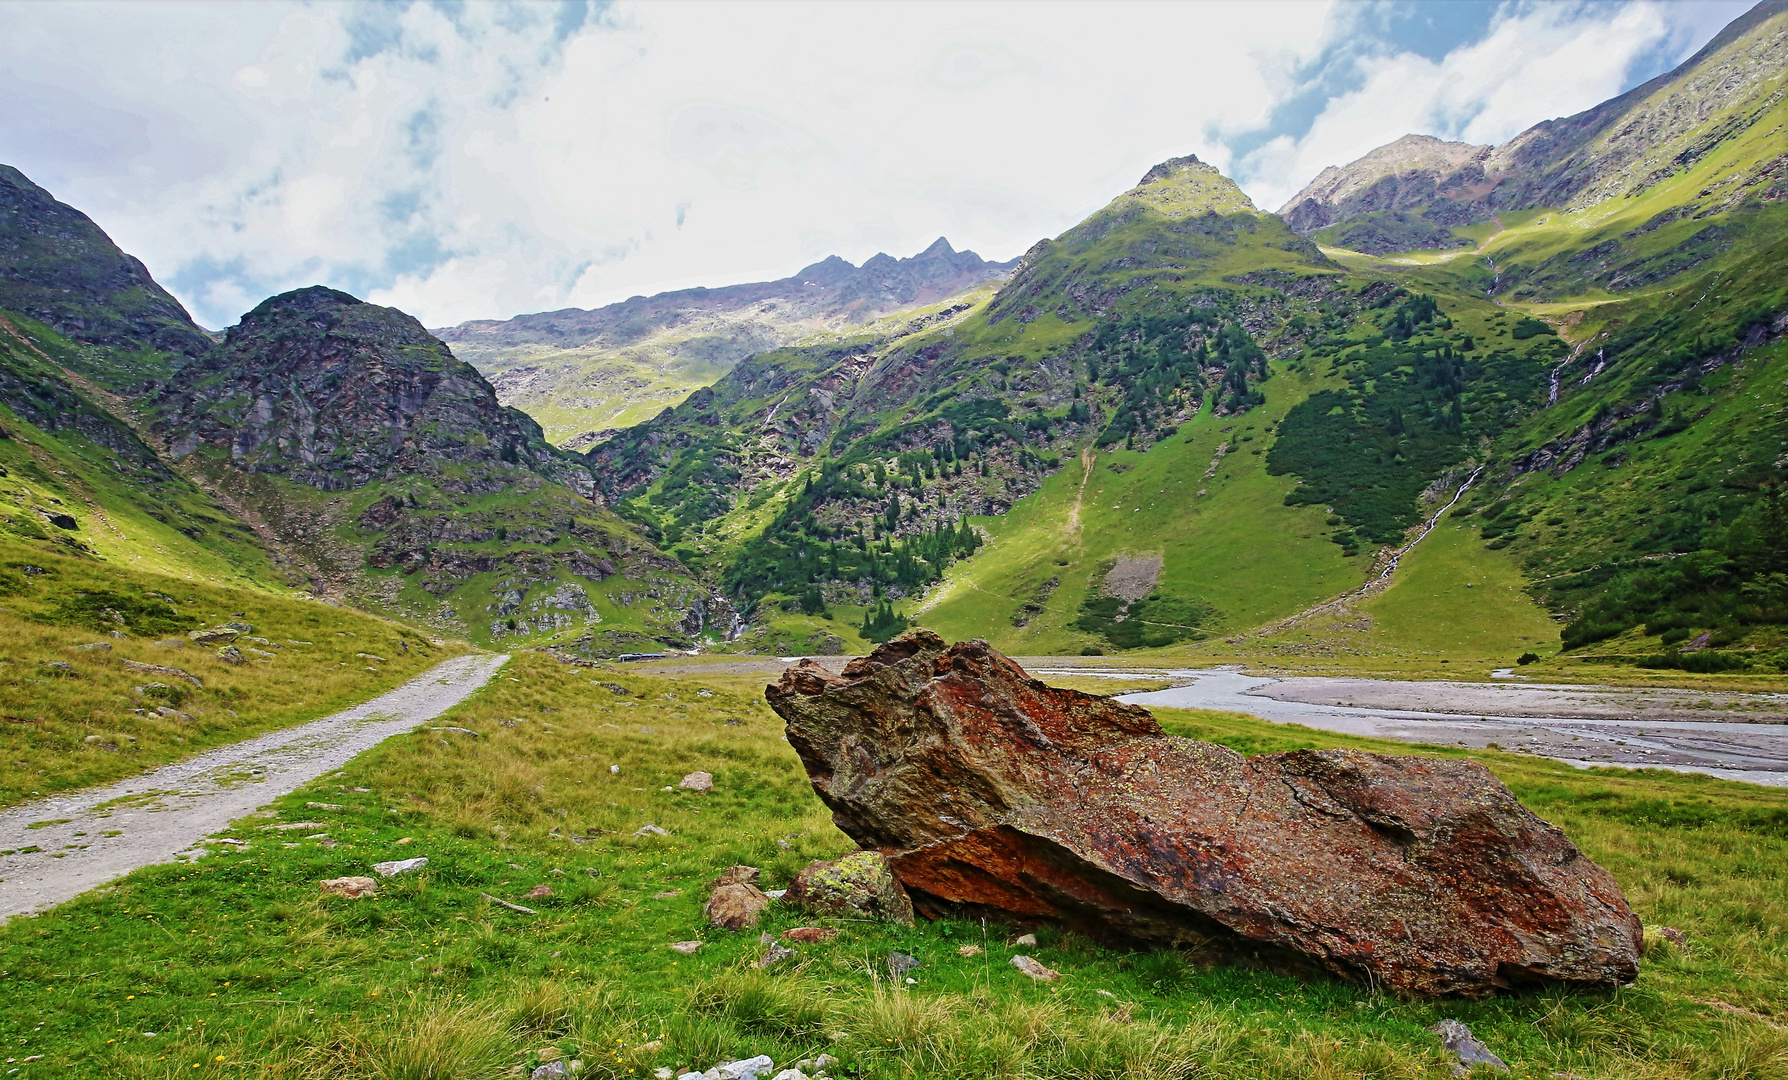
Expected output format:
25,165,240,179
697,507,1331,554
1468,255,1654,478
0,652,508,920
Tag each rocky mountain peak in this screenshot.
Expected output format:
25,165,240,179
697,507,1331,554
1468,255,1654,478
1278,136,1491,221
1123,154,1258,217
154,286,575,493
0,163,212,364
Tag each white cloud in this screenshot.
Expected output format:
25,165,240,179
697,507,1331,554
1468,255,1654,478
1234,1,1740,211
0,0,1746,329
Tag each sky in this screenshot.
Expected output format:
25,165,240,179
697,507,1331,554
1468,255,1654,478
0,0,1754,329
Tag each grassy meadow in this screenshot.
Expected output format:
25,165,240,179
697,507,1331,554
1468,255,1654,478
0,543,464,806
3,650,1784,1078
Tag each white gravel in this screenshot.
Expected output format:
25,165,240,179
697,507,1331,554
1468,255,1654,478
0,652,507,920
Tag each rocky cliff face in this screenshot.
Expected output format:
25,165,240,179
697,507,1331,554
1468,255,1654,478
1277,135,1492,250
155,287,582,493
0,164,212,371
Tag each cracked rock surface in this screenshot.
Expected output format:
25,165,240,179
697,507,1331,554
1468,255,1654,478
767,629,1641,996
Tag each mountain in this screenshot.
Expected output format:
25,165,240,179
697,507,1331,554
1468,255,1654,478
0,167,723,653
146,286,722,650
1277,135,1492,253
585,154,1355,654
435,237,1017,447
0,165,213,383
1280,0,1788,256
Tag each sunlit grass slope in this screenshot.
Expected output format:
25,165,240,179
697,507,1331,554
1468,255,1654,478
2,651,1782,1077
920,364,1357,653
0,543,465,805
0,317,277,590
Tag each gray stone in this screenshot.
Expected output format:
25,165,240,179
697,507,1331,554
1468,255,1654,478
372,857,428,877
1429,1020,1507,1076
756,942,798,968
679,770,714,792
888,951,919,977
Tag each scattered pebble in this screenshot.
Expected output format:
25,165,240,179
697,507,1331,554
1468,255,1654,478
1010,955,1060,982
888,951,920,977
371,857,427,877
679,770,714,792
1013,933,1038,946
958,944,983,957
526,884,555,900
669,941,703,953
634,824,669,837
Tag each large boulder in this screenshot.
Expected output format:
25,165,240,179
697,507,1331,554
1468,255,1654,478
765,630,1641,996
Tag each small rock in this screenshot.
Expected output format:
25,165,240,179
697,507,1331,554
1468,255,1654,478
634,824,669,837
756,942,798,968
527,884,555,900
651,890,682,900
712,865,761,888
610,764,621,774
531,1063,568,1080
787,850,914,924
679,770,714,792
188,627,240,645
1013,933,1038,946
712,1056,775,1080
222,620,254,633
306,802,343,811
706,871,771,931
372,857,428,877
216,646,245,665
958,944,983,957
655,1070,675,1080
319,876,378,899
1010,955,1060,982
1429,1019,1507,1076
781,926,838,944
77,642,111,652
669,940,703,953
888,951,920,977
766,889,787,899
771,1072,806,1080
1657,926,1689,948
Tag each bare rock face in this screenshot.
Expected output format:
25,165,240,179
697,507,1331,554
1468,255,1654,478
766,630,1642,996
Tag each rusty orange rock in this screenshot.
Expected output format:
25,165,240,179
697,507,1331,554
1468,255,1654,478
766,630,1642,997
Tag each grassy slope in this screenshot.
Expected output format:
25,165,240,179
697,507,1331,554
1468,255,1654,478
921,364,1357,653
0,543,467,806
0,319,276,591
2,652,1781,1077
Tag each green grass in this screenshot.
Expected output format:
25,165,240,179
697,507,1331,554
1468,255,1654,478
4,651,1785,1077
0,543,466,805
919,365,1362,653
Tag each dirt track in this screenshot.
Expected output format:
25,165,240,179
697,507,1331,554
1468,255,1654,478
0,653,507,920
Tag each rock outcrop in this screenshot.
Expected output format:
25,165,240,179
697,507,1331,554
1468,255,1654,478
154,286,577,492
767,630,1642,996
